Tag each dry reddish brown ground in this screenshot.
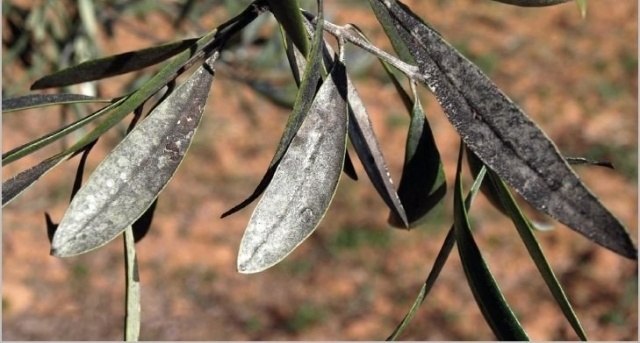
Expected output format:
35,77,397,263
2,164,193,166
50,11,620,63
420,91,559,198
2,0,638,340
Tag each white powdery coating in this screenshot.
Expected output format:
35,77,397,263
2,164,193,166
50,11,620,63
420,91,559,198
237,64,348,273
51,57,216,257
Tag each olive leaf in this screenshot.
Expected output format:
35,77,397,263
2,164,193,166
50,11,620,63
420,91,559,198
2,155,69,206
366,1,447,226
299,15,408,226
2,93,112,112
268,0,310,57
376,0,636,259
390,83,446,227
237,59,349,274
485,169,588,340
221,10,324,218
453,143,529,340
31,38,198,90
50,53,218,257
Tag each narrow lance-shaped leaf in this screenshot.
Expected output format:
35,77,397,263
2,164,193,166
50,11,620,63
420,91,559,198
345,76,408,227
348,14,446,227
390,83,446,227
486,169,588,340
377,0,636,259
453,143,529,341
2,93,112,112
221,10,324,218
2,99,124,165
2,155,69,206
50,53,219,257
31,38,198,90
281,26,358,181
388,163,487,340
237,59,349,274
301,16,407,226
268,0,310,57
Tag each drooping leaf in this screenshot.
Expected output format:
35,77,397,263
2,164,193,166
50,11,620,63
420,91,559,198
2,99,123,165
489,0,572,6
2,93,112,112
377,0,637,259
30,38,198,90
453,143,529,340
267,0,310,57
300,16,407,226
281,26,359,182
237,59,349,274
50,54,218,257
390,83,446,227
388,163,487,340
345,75,408,227
486,170,588,340
221,10,324,218
341,22,445,228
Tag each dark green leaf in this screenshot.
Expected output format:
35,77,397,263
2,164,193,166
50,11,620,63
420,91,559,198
388,163,486,340
377,0,637,259
268,0,310,57
2,93,111,112
221,11,324,219
453,143,529,341
30,38,198,90
390,84,446,227
50,55,217,257
2,99,123,165
486,170,588,340
237,59,349,274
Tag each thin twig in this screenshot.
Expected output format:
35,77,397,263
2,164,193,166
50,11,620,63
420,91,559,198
301,10,423,82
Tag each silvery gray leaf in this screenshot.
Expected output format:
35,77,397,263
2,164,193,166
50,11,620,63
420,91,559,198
378,0,636,259
50,53,218,257
300,16,408,227
237,60,349,273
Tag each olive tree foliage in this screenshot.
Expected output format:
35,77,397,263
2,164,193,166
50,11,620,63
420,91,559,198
2,0,636,340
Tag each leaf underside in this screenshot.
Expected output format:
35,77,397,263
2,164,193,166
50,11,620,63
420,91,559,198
237,60,349,274
50,54,218,257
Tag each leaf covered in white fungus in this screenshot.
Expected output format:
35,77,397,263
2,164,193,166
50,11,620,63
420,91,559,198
237,59,349,273
50,53,218,257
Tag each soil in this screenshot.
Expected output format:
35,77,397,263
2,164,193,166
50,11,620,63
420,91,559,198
2,0,638,340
